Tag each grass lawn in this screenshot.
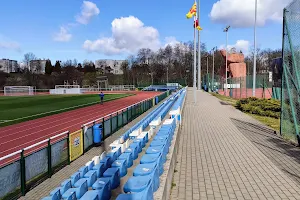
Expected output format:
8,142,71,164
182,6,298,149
210,93,238,106
0,93,130,127
210,92,280,132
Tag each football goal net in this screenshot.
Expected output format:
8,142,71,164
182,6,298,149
50,85,81,94
4,86,35,96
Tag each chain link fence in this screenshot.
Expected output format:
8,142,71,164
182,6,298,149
281,0,300,144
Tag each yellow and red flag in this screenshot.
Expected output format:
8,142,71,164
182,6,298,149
186,3,197,19
194,19,202,31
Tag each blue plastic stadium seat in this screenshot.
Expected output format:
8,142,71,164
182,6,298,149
100,156,112,169
70,172,81,187
146,146,166,163
112,146,122,157
151,141,169,155
111,159,127,177
62,179,88,199
130,142,142,153
91,163,105,178
118,152,133,168
50,179,71,198
82,170,97,187
78,166,88,178
86,160,95,170
137,132,148,145
123,175,153,193
106,150,118,163
103,167,120,189
133,138,145,148
116,180,153,200
42,189,61,200
125,146,138,160
79,190,99,200
92,177,111,200
140,153,164,175
133,163,159,192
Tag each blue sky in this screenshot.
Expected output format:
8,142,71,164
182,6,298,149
0,0,288,63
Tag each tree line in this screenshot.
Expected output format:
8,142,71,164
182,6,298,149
0,42,281,90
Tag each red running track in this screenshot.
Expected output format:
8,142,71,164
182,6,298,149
0,91,160,159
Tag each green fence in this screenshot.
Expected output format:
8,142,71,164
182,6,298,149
0,91,169,200
202,74,273,99
281,0,300,144
0,131,70,200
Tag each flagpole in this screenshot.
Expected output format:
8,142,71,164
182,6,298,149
193,0,197,103
197,0,201,90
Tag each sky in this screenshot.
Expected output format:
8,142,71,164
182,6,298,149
0,0,292,63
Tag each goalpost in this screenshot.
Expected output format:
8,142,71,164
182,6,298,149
4,86,35,96
50,85,81,94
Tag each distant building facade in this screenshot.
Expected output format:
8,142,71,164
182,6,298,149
30,60,47,74
95,59,124,75
0,59,18,73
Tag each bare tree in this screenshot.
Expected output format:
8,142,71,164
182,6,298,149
164,45,173,83
23,52,37,69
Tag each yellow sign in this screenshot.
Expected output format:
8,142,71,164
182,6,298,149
69,130,83,161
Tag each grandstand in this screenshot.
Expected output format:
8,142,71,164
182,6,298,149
41,88,186,200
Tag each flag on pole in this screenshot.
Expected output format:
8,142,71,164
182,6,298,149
194,19,202,31
186,3,197,19
186,3,202,31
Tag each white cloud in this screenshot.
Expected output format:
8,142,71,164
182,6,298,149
219,40,250,54
164,37,180,47
83,16,161,55
0,35,21,52
53,27,72,42
76,1,100,25
210,0,292,27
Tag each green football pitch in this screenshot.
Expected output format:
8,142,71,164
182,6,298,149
0,94,130,126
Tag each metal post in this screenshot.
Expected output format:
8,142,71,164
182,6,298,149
102,118,105,140
126,108,129,123
193,0,197,103
223,26,230,96
67,131,70,164
47,139,52,177
212,47,216,92
116,112,119,130
197,0,201,90
226,31,228,96
20,150,26,195
110,115,112,135
253,0,257,97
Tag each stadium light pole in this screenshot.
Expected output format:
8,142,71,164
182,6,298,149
252,0,257,97
223,26,230,96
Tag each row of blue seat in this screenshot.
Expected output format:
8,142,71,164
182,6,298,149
170,89,186,112
116,90,186,200
117,90,181,143
116,117,177,199
41,89,185,200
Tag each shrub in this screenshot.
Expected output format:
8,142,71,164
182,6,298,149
236,97,280,119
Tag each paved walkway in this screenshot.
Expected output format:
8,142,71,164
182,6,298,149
170,89,300,200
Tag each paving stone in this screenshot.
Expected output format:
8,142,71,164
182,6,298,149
170,89,300,200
